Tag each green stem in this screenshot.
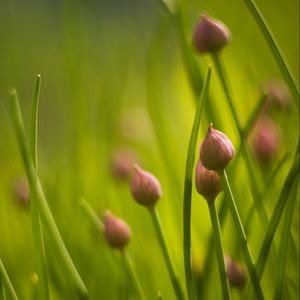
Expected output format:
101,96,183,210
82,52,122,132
242,0,300,105
9,89,89,299
121,250,146,300
0,259,18,300
273,176,298,300
207,202,231,300
150,208,185,300
212,54,268,228
78,197,104,232
183,67,211,300
256,153,299,279
221,170,264,300
29,75,50,300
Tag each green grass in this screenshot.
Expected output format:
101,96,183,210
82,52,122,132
0,0,299,299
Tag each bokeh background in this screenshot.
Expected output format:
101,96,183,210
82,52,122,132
0,0,299,299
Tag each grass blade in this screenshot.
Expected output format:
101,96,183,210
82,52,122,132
183,66,211,300
256,153,299,278
0,259,19,300
28,75,50,300
221,170,264,300
241,0,300,106
207,202,231,300
149,208,185,300
9,88,89,299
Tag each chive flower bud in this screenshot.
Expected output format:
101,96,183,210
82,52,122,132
130,165,162,209
200,124,235,171
103,211,131,249
12,176,29,206
193,14,231,54
224,255,247,288
195,160,222,202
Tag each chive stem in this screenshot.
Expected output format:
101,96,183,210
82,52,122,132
207,202,231,300
150,207,185,300
221,170,264,300
0,259,19,300
183,67,211,300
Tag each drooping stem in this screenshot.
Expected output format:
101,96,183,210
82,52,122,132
221,170,264,300
183,67,211,300
150,207,186,300
0,259,19,300
207,201,231,300
121,250,147,300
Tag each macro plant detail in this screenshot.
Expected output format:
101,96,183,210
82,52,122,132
0,0,298,300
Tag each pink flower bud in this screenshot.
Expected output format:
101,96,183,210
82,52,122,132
130,165,162,209
250,116,280,164
195,160,222,202
12,176,29,206
103,211,131,249
200,124,235,171
224,255,247,289
193,15,231,54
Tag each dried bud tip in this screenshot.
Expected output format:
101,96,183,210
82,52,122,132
130,164,162,209
103,211,131,249
193,14,231,54
200,124,234,171
225,255,247,288
195,160,222,202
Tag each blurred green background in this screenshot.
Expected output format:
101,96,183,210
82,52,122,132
0,0,299,299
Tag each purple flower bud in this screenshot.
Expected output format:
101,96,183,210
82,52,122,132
200,124,235,171
250,116,280,164
193,15,231,54
130,165,162,209
12,176,29,206
224,255,247,289
195,160,222,202
103,211,131,249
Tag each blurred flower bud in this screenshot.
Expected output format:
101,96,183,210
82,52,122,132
130,165,162,209
224,255,247,289
110,147,138,181
12,176,29,206
200,124,235,171
103,211,131,249
193,15,231,54
250,116,280,164
195,160,222,202
263,80,291,111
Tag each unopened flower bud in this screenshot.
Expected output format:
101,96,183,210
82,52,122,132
12,176,29,206
250,116,280,164
200,124,235,171
103,211,131,249
130,165,162,209
195,160,222,202
225,255,247,289
193,15,231,54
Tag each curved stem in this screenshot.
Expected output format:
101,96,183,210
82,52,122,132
122,250,147,300
150,208,185,300
242,0,299,105
221,170,264,300
183,67,211,300
207,202,231,300
212,54,268,228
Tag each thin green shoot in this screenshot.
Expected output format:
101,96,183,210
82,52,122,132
0,259,19,300
149,207,185,300
183,66,211,300
207,201,231,300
